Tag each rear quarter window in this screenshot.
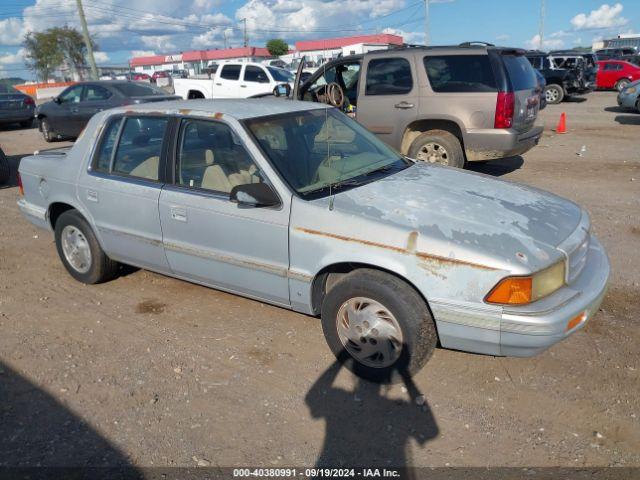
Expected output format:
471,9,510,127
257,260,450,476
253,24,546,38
424,55,497,92
502,55,538,91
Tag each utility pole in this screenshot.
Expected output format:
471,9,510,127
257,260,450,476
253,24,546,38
223,30,228,49
75,0,98,80
538,0,546,50
424,0,430,46
240,18,248,47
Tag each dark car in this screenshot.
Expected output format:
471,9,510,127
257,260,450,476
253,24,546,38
526,51,585,104
0,146,9,184
534,70,547,110
0,85,35,129
595,47,637,60
35,81,180,142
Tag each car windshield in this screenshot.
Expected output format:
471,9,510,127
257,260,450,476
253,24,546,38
267,67,294,82
244,108,411,198
112,83,166,97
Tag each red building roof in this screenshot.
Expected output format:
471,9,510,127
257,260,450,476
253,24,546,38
295,34,403,52
130,47,271,67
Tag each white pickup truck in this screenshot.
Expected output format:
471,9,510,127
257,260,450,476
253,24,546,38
173,62,294,100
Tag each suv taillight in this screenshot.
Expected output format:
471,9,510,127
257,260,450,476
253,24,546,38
17,172,24,196
23,96,35,106
494,91,515,129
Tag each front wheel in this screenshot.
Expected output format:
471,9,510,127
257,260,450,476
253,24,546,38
40,118,54,142
0,149,9,184
545,84,564,104
320,269,438,383
408,130,465,168
54,210,119,284
616,78,630,92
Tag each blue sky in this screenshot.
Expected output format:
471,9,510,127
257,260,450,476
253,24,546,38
1,0,638,79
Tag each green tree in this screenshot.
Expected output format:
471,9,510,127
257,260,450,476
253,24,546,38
23,26,97,81
266,38,289,57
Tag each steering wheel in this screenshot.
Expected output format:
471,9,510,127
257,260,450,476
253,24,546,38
325,82,345,108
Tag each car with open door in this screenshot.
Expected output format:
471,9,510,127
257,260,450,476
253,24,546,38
17,99,609,382
293,43,543,168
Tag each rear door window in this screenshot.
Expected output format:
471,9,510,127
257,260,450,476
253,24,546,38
112,116,168,181
501,54,538,90
365,58,413,95
424,55,497,92
220,64,242,80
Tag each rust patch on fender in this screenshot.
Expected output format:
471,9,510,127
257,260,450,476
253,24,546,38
296,227,498,271
214,112,223,119
178,109,192,115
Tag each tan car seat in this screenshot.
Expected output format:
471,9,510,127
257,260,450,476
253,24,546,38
129,156,159,180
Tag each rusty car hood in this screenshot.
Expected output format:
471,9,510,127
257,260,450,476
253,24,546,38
312,162,585,273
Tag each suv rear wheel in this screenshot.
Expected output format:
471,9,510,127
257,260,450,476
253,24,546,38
54,210,119,284
320,269,438,383
408,130,465,168
545,84,564,104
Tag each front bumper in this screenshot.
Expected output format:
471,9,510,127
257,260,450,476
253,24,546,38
617,92,638,109
464,125,543,161
499,234,610,356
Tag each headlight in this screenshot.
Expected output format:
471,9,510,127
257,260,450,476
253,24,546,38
485,261,566,305
624,86,636,94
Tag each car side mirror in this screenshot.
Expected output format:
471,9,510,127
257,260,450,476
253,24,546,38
230,183,279,208
53,97,61,104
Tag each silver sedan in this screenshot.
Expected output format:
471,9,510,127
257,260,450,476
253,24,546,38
17,99,610,382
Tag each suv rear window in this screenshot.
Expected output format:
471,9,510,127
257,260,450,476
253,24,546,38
365,58,413,95
424,55,497,92
502,54,537,90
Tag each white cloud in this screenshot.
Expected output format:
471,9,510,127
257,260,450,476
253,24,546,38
496,34,510,41
0,49,25,65
140,35,177,52
131,50,156,58
525,34,564,50
570,3,627,30
93,51,110,63
0,18,26,46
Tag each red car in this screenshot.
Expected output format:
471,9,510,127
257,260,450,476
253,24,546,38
133,73,151,82
596,60,640,91
151,70,169,83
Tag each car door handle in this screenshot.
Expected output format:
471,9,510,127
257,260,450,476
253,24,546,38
215,82,222,86
71,108,79,113
394,101,414,109
170,207,187,222
87,189,98,202
240,85,247,88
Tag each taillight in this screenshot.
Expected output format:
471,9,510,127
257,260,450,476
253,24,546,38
17,172,24,196
23,96,35,106
494,91,515,129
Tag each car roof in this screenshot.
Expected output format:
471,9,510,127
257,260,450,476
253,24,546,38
109,98,329,120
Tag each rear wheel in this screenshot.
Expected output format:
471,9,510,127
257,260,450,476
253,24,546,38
0,149,9,184
616,78,631,92
54,210,119,284
408,130,465,168
320,269,438,383
40,118,54,142
545,84,564,104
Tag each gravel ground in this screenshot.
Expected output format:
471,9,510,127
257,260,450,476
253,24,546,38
0,91,638,469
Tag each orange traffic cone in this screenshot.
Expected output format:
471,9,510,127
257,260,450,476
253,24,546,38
556,112,567,134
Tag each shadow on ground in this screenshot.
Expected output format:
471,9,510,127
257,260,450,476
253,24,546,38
0,360,138,472
564,96,588,103
614,115,640,125
0,154,23,189
306,352,438,469
465,155,524,177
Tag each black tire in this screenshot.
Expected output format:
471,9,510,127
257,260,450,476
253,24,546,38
20,118,33,129
407,129,465,168
616,78,630,92
40,118,54,142
636,99,640,114
0,149,9,184
320,269,438,383
54,210,119,284
545,84,564,104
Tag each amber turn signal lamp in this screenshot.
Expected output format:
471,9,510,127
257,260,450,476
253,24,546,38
17,172,24,196
566,312,587,331
485,277,532,305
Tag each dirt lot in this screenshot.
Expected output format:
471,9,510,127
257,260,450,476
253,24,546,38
0,92,638,469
